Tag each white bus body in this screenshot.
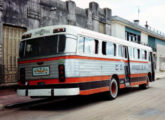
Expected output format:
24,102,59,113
17,25,155,99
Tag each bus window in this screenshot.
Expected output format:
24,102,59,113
118,45,123,57
123,46,128,58
84,37,94,54
133,48,138,59
59,35,66,53
78,36,85,53
95,40,99,54
106,42,115,56
141,50,145,60
23,35,60,58
138,49,140,59
128,47,133,59
102,41,106,55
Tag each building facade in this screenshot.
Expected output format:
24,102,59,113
111,16,165,72
0,0,112,84
0,0,165,84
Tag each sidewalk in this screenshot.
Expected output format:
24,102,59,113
0,89,32,110
155,72,165,80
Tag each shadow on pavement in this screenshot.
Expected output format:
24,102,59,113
18,86,152,111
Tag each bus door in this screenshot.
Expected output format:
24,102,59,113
123,46,131,86
150,52,155,81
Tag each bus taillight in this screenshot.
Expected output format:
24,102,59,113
53,28,66,33
20,68,25,84
58,64,65,82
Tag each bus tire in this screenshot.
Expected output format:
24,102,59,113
139,76,149,89
106,78,119,100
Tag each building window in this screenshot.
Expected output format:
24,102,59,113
125,27,141,43
99,22,105,34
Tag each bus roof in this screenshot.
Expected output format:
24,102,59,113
22,25,152,51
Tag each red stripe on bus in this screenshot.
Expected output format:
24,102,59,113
130,73,147,78
120,84,125,88
28,75,111,85
80,87,109,95
124,60,148,63
120,80,147,89
18,55,148,64
130,81,147,86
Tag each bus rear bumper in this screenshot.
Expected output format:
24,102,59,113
17,88,80,97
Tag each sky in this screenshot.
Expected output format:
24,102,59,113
62,0,165,33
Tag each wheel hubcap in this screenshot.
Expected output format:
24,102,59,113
111,82,117,94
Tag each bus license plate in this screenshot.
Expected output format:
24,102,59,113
33,66,50,76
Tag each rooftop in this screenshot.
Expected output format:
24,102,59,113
112,16,165,41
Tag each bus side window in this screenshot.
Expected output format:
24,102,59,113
95,40,99,54
106,42,114,56
128,47,133,59
133,48,138,59
102,41,106,55
123,46,128,58
84,37,94,54
78,36,85,53
141,50,145,60
118,45,123,57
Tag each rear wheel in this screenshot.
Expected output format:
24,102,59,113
106,78,119,100
139,76,149,89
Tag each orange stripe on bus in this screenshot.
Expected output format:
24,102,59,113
120,84,125,88
80,87,109,95
130,81,147,86
28,75,111,85
119,75,125,79
28,73,147,86
124,60,148,63
18,55,148,64
130,73,147,78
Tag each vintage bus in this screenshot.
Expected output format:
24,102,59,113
17,25,155,99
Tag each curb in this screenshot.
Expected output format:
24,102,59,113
156,77,165,80
0,83,17,90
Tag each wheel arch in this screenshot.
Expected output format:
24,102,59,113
111,74,120,87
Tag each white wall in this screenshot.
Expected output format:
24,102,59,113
156,43,165,71
111,23,125,40
141,32,148,44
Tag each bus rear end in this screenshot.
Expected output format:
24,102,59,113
17,26,79,97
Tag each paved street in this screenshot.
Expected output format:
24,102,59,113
0,79,165,120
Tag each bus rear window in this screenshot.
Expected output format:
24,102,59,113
19,35,66,58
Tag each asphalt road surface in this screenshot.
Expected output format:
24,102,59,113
0,79,165,120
